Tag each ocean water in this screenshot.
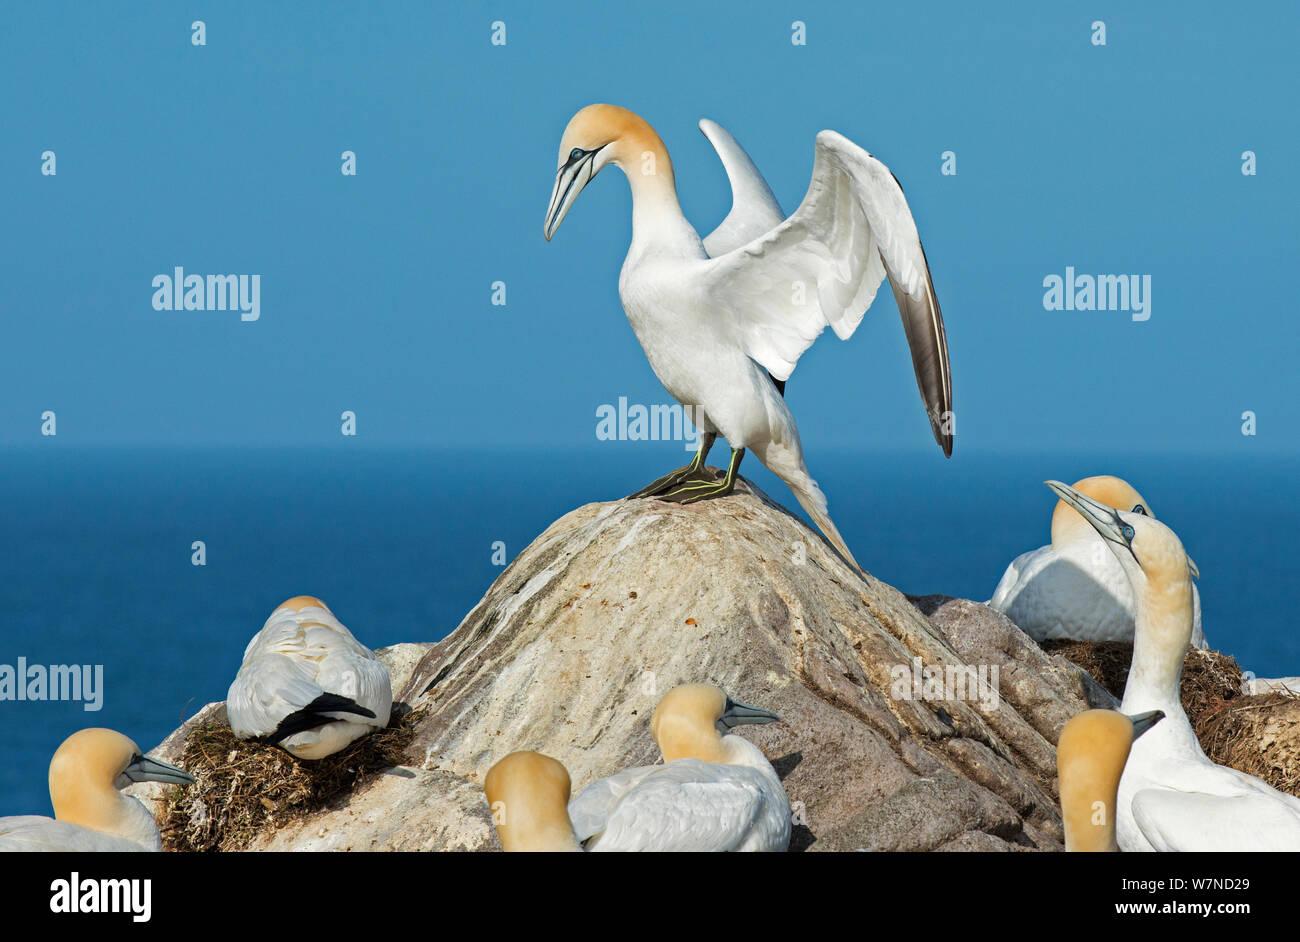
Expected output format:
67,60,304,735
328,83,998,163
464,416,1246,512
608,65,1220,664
1,445,1296,815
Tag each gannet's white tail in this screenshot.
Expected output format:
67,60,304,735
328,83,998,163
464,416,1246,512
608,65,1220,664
757,441,862,574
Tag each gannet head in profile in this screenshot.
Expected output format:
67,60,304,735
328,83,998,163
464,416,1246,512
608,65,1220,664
650,683,780,763
1050,475,1153,549
50,729,195,838
1057,709,1163,851
484,751,582,852
1045,480,1200,652
544,103,674,241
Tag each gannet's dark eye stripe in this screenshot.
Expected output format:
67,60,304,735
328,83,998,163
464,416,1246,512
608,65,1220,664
569,147,585,163
1132,504,1148,516
1122,524,1136,541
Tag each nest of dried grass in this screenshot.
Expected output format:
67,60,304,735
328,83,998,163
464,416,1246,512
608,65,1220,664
159,704,425,852
1195,692,1300,796
1042,641,1243,725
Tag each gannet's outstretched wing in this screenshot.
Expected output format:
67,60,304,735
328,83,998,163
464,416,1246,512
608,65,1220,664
698,119,786,257
698,129,953,456
569,759,768,852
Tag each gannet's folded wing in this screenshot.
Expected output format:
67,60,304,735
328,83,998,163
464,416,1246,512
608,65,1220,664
700,130,953,455
575,759,766,852
227,653,332,739
1132,787,1300,852
0,816,148,852
698,119,786,257
567,763,660,842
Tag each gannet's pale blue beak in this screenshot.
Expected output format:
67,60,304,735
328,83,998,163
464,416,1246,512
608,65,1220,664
1127,709,1164,741
123,754,195,786
719,697,780,729
544,146,603,241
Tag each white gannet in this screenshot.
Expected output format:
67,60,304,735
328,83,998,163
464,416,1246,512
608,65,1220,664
227,595,392,760
566,684,791,852
485,751,583,853
0,728,195,852
1046,480,1300,851
1057,708,1163,851
991,475,1206,647
544,105,953,569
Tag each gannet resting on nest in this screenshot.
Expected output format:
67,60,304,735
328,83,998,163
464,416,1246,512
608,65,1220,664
0,728,194,852
227,596,392,760
990,475,1206,647
571,684,789,852
544,105,953,570
1046,481,1300,851
1057,709,1163,851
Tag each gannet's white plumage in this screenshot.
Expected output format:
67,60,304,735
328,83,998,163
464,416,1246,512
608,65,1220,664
545,105,953,570
227,596,392,760
1057,708,1163,852
0,728,195,852
1046,481,1300,852
567,684,791,852
991,476,1206,646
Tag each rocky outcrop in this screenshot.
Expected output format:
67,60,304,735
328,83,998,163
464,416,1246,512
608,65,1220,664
132,477,1111,851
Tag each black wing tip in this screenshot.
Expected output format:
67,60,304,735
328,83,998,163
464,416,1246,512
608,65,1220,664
262,693,377,746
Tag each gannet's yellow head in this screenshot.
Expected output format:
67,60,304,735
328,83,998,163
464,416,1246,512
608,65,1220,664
275,595,330,613
1050,476,1152,548
484,751,579,853
650,683,780,763
49,728,195,829
544,103,673,241
1057,709,1163,851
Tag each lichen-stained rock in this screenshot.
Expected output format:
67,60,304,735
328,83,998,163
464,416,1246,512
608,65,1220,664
131,478,1116,851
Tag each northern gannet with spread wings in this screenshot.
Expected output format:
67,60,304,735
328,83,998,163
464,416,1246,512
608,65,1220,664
0,728,195,852
1046,481,1300,851
227,596,392,760
990,475,1206,647
545,105,953,569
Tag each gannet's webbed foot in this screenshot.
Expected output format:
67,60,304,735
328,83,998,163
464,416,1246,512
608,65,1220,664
658,448,745,504
628,432,716,499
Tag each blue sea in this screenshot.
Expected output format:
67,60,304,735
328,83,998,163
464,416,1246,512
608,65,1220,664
2,445,1296,814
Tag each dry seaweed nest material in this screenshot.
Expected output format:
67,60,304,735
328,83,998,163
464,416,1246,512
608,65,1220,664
159,704,426,852
1195,692,1300,796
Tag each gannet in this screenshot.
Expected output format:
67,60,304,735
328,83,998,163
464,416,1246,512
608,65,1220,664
0,728,195,852
991,475,1206,647
1046,481,1300,851
485,751,583,852
1057,708,1163,851
227,596,392,760
566,684,791,852
545,105,953,569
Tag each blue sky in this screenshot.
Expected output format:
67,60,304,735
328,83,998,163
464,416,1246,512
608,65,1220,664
1,1,1295,456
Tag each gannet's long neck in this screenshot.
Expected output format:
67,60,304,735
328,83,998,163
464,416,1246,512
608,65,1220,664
1121,569,1194,717
609,120,700,256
